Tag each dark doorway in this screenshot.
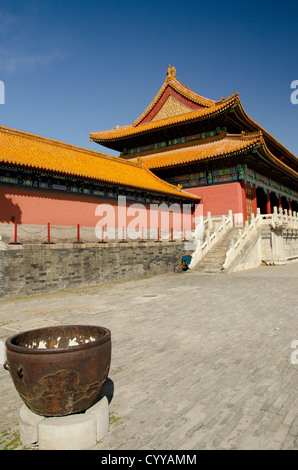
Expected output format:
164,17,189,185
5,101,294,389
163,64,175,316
270,192,279,213
256,187,267,214
281,196,289,211
291,200,298,213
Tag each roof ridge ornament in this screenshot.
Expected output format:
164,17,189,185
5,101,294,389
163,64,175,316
167,64,176,79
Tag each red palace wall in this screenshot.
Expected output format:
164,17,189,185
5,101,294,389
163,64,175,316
0,186,110,226
186,182,245,218
0,186,194,232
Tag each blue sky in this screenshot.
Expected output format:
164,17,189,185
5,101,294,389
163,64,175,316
0,0,298,157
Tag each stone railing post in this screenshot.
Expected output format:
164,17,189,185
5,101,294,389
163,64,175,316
273,206,278,225
207,212,213,230
205,229,210,246
228,210,233,226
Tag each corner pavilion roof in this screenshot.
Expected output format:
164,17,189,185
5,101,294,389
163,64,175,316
131,131,298,181
0,125,199,201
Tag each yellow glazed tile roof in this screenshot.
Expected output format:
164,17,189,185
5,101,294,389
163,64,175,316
133,132,298,179
90,93,238,143
89,66,298,174
233,98,298,171
90,66,236,144
0,125,199,200
131,71,216,126
133,133,263,169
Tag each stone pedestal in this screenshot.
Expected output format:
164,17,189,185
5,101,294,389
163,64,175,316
270,229,286,264
19,396,109,450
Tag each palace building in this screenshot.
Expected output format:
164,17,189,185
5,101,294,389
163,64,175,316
90,65,298,226
0,125,199,234
1,66,297,237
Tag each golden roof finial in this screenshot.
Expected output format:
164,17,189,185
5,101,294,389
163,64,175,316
167,64,176,79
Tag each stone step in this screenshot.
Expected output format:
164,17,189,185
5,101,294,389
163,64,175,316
195,227,244,273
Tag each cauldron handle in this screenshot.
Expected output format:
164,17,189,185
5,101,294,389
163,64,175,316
17,366,24,378
3,361,23,378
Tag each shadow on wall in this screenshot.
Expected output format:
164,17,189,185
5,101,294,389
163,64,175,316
0,193,22,223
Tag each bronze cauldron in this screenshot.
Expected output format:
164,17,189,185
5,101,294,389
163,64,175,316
4,325,111,417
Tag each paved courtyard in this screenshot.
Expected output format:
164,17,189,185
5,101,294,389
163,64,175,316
0,263,297,450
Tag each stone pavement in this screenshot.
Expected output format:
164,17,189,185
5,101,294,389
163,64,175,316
0,263,297,450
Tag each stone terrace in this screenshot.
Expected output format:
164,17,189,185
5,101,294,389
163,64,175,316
0,263,297,450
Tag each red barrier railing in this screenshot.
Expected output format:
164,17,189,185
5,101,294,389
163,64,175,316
7,223,185,244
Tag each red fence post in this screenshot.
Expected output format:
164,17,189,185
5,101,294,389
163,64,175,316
169,227,175,242
97,226,106,244
119,226,127,243
139,226,146,243
43,222,54,244
182,228,189,242
9,220,22,245
73,223,83,244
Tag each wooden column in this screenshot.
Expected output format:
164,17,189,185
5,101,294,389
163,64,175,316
240,181,247,222
266,190,271,214
252,184,257,215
